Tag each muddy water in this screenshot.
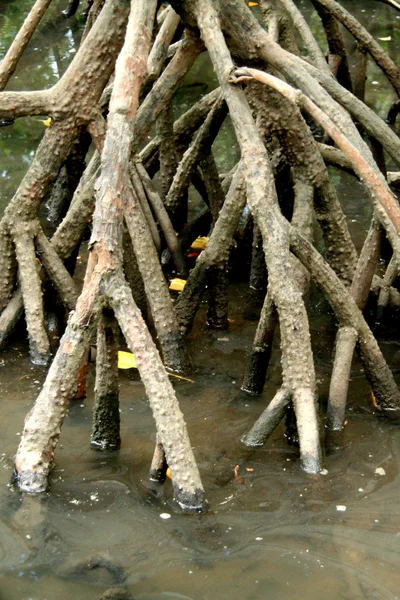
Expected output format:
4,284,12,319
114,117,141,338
1,1,400,599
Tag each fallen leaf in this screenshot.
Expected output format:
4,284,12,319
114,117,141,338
378,36,391,41
118,350,137,369
36,117,52,127
169,278,187,291
234,464,244,484
166,467,172,479
117,351,194,382
190,236,209,250
371,391,377,407
248,1,258,5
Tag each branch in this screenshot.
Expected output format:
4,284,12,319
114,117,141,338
0,0,53,91
315,0,400,96
232,67,400,247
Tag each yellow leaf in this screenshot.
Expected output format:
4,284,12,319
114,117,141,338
371,391,377,407
248,2,258,6
118,351,194,382
36,117,52,127
169,278,186,291
118,350,137,369
190,236,209,250
166,467,172,479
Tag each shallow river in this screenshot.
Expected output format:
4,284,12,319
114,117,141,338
1,1,400,599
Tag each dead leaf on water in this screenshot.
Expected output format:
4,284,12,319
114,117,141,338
35,117,52,127
190,236,209,250
117,351,194,382
169,278,186,291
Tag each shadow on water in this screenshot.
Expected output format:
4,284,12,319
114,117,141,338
1,0,400,599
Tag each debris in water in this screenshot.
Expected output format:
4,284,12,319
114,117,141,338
336,505,347,512
233,465,244,484
375,467,386,476
160,513,171,520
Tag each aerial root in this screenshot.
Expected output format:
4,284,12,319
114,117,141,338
91,310,121,451
14,229,50,365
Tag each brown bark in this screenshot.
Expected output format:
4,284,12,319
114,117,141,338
195,0,321,474
91,311,121,450
14,0,206,511
0,0,54,91
314,0,400,96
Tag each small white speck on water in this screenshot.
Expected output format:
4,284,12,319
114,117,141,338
255,537,263,541
336,505,346,512
160,513,171,520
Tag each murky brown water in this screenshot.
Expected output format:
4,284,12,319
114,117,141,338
1,1,400,599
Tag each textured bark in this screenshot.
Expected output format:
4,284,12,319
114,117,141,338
243,388,291,446
15,0,206,510
129,166,162,253
15,304,97,492
14,230,50,365
124,184,189,371
277,0,330,74
175,166,246,333
148,6,181,82
0,0,53,90
0,0,130,362
377,257,398,319
136,163,186,275
195,0,321,473
6,0,400,492
157,101,179,200
328,325,358,430
241,291,276,395
290,228,400,411
311,0,353,91
164,95,226,229
314,0,400,96
149,437,168,482
91,311,121,450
